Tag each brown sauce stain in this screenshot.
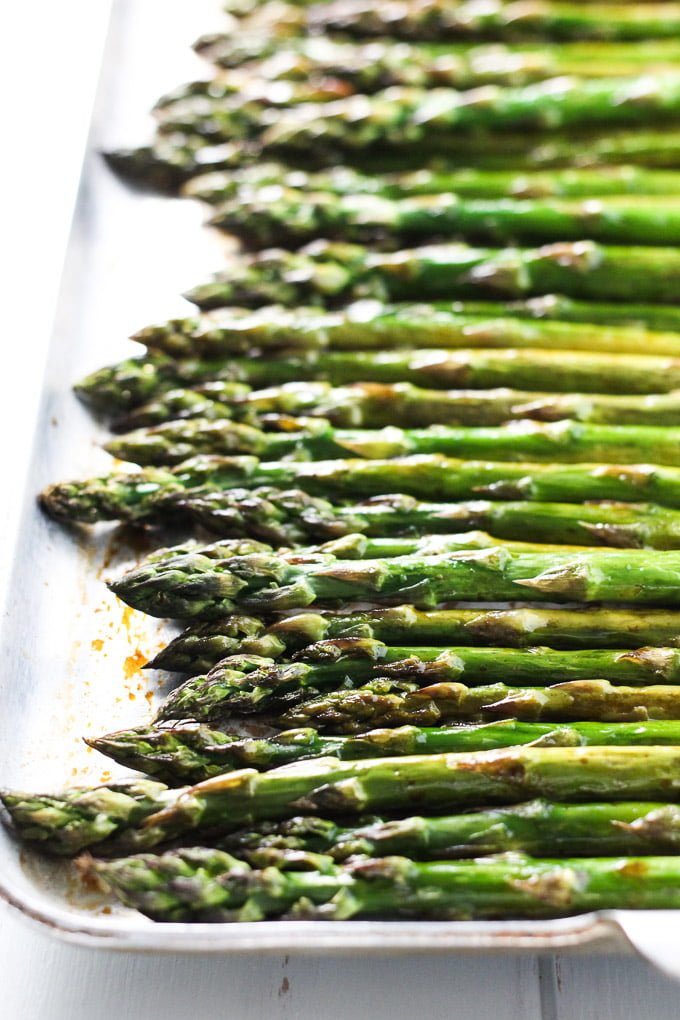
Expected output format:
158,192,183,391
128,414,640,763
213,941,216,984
74,864,105,897
99,524,161,578
617,859,648,878
121,606,135,633
123,648,148,679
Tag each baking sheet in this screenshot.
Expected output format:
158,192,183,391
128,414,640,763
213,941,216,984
1,0,679,969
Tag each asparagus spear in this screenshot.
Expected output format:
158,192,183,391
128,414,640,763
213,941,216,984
156,73,360,113
221,800,680,860
275,678,680,730
90,849,680,923
151,612,289,671
153,81,361,144
225,0,680,20
185,241,680,309
73,354,180,414
156,488,680,550
109,386,243,432
459,295,680,332
106,530,595,612
104,134,256,192
105,417,680,468
111,385,260,432
155,75,680,155
150,606,680,674
158,72,680,146
109,543,680,619
154,670,680,728
257,77,680,159
191,34,680,89
134,302,680,359
128,530,589,567
152,642,680,723
40,453,680,524
211,189,680,249
136,484,367,545
77,347,680,420
303,0,680,43
89,721,680,784
106,127,680,190
0,780,168,856
186,163,680,205
82,746,680,851
9,746,680,854
118,381,680,432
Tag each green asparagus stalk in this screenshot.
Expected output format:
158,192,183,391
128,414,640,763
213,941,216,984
110,384,259,432
220,800,680,860
158,71,680,146
88,746,680,851
0,780,169,856
150,612,289,671
40,453,680,524
156,73,361,112
109,542,680,619
150,606,680,674
186,163,680,205
90,849,680,923
153,80,362,143
225,0,680,20
301,0,680,43
39,463,182,524
185,241,680,309
210,189,680,249
125,483,366,544
77,347,680,422
276,678,680,730
10,746,680,854
131,530,589,566
89,720,680,784
258,76,680,159
105,417,680,468
153,642,680,722
106,529,595,609
104,134,255,192
105,127,680,191
134,302,680,359
155,74,680,155
117,381,680,432
191,34,680,89
109,386,243,432
73,354,181,414
459,295,680,332
155,487,680,550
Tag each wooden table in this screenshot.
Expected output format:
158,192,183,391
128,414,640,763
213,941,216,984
2,905,680,1019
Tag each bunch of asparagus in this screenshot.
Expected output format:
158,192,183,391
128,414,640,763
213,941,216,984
13,0,680,929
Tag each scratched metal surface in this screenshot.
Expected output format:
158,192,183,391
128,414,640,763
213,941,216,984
1,0,680,971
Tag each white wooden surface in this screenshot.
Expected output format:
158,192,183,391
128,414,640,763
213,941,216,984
3,919,680,1020
3,2,680,1015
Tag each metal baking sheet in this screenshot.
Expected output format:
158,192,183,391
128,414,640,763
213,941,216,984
2,0,680,972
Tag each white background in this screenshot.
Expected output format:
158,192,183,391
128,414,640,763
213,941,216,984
3,3,680,1015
